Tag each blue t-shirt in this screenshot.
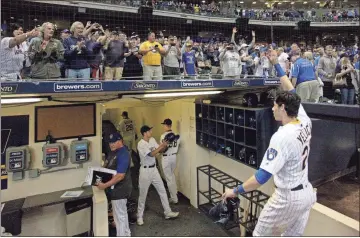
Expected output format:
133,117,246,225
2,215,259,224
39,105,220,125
355,61,360,70
314,56,320,67
115,147,130,174
182,51,196,75
291,58,316,86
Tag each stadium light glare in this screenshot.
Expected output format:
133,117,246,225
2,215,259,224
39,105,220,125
1,98,48,105
143,91,224,98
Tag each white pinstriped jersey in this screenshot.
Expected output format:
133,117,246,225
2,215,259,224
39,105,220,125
260,104,312,189
137,138,158,166
117,118,136,138
160,131,180,155
0,38,28,79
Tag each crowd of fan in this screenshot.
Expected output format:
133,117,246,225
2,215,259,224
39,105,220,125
91,0,359,21
235,8,359,22
0,21,359,104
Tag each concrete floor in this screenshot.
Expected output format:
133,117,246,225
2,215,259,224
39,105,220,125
110,187,241,237
316,173,360,221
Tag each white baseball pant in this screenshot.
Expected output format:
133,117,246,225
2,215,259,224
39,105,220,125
112,199,131,237
253,183,317,236
162,155,178,203
137,166,172,218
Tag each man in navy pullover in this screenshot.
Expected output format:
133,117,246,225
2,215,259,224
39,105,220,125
63,21,92,80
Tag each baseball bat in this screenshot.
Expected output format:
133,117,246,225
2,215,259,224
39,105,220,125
240,200,251,237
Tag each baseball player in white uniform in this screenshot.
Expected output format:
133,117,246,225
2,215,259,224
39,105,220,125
223,50,317,236
160,119,180,204
117,111,137,153
136,125,179,226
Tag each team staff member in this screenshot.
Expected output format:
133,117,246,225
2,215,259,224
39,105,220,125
160,119,180,204
223,50,317,236
137,125,179,226
290,51,321,102
97,132,132,237
139,32,165,80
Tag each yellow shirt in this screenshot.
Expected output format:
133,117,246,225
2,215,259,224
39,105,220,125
140,41,163,66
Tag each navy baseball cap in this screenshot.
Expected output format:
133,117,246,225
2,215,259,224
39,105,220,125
340,53,349,59
108,132,123,143
61,29,71,34
161,118,172,126
140,125,153,135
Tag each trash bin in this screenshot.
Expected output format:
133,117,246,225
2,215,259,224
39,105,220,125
64,198,92,237
1,198,25,236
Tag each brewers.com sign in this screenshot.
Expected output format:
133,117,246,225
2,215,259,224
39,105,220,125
181,81,213,88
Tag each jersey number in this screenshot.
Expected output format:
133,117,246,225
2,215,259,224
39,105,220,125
168,141,177,148
125,124,133,132
302,145,309,170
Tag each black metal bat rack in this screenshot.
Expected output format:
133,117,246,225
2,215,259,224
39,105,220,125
197,165,270,236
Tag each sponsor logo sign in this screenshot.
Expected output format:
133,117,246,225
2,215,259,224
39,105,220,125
131,82,158,90
1,84,18,94
54,82,102,92
263,78,280,86
232,80,249,87
181,81,214,88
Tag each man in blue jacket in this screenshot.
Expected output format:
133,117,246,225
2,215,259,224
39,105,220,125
63,21,92,80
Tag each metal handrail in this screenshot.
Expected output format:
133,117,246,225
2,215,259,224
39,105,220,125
1,74,273,82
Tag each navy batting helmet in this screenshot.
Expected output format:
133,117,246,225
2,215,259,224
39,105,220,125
260,89,277,107
242,93,259,107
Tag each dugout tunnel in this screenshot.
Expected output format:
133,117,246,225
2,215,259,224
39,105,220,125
1,79,359,236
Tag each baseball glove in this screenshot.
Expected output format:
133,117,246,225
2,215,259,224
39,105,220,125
164,132,180,143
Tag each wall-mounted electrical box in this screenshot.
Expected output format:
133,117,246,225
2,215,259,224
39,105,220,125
42,142,67,168
70,139,90,164
5,146,31,181
6,146,31,172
